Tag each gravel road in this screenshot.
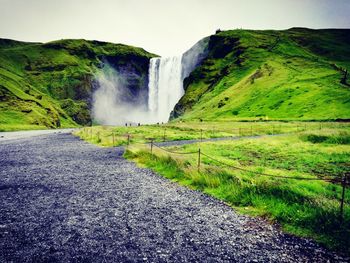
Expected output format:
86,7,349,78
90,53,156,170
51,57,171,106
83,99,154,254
0,133,347,262
0,128,76,141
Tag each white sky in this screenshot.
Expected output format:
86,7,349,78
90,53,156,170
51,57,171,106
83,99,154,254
0,0,349,56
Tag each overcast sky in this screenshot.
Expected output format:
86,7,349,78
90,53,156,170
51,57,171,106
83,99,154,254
0,0,349,56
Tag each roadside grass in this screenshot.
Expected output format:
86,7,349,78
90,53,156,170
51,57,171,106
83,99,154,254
124,128,350,254
73,121,349,147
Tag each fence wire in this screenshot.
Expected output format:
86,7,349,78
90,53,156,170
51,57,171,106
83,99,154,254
123,134,347,184
153,143,198,155
200,152,333,182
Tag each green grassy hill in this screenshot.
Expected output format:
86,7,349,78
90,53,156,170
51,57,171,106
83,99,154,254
172,28,350,121
0,38,155,131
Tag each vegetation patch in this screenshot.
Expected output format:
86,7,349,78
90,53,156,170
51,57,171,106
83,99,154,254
301,131,350,145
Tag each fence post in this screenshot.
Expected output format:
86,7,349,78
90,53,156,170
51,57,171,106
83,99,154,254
340,175,347,224
197,148,201,172
127,134,130,147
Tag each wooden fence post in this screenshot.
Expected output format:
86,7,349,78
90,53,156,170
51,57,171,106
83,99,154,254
197,148,201,172
340,175,347,224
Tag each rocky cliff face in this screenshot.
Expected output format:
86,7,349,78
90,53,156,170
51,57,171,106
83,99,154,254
102,54,150,106
169,37,210,120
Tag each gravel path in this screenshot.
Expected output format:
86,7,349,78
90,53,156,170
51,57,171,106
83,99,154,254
0,128,76,141
0,133,347,262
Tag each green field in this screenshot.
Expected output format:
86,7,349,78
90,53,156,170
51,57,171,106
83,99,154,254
121,126,350,254
74,121,348,146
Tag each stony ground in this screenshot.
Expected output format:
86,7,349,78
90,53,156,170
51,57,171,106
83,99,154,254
0,128,76,141
0,133,347,262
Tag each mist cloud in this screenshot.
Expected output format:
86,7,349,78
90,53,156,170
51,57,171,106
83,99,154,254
92,64,157,125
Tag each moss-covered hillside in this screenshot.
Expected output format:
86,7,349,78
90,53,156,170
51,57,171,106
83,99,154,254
172,28,350,121
0,38,155,131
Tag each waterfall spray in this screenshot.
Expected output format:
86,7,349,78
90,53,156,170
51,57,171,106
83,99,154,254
92,65,151,125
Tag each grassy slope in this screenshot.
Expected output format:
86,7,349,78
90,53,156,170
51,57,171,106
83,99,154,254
0,39,155,131
125,128,350,254
174,28,350,121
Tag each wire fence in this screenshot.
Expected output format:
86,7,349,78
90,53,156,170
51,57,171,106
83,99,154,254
153,143,198,155
81,121,350,148
200,152,334,181
142,138,349,222
80,123,349,221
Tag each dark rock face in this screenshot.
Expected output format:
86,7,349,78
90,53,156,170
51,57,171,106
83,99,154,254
181,37,209,80
169,38,210,120
170,33,242,120
102,55,150,106
208,34,239,59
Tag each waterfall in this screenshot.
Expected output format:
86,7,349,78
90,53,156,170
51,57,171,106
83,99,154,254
92,38,208,125
148,56,183,123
